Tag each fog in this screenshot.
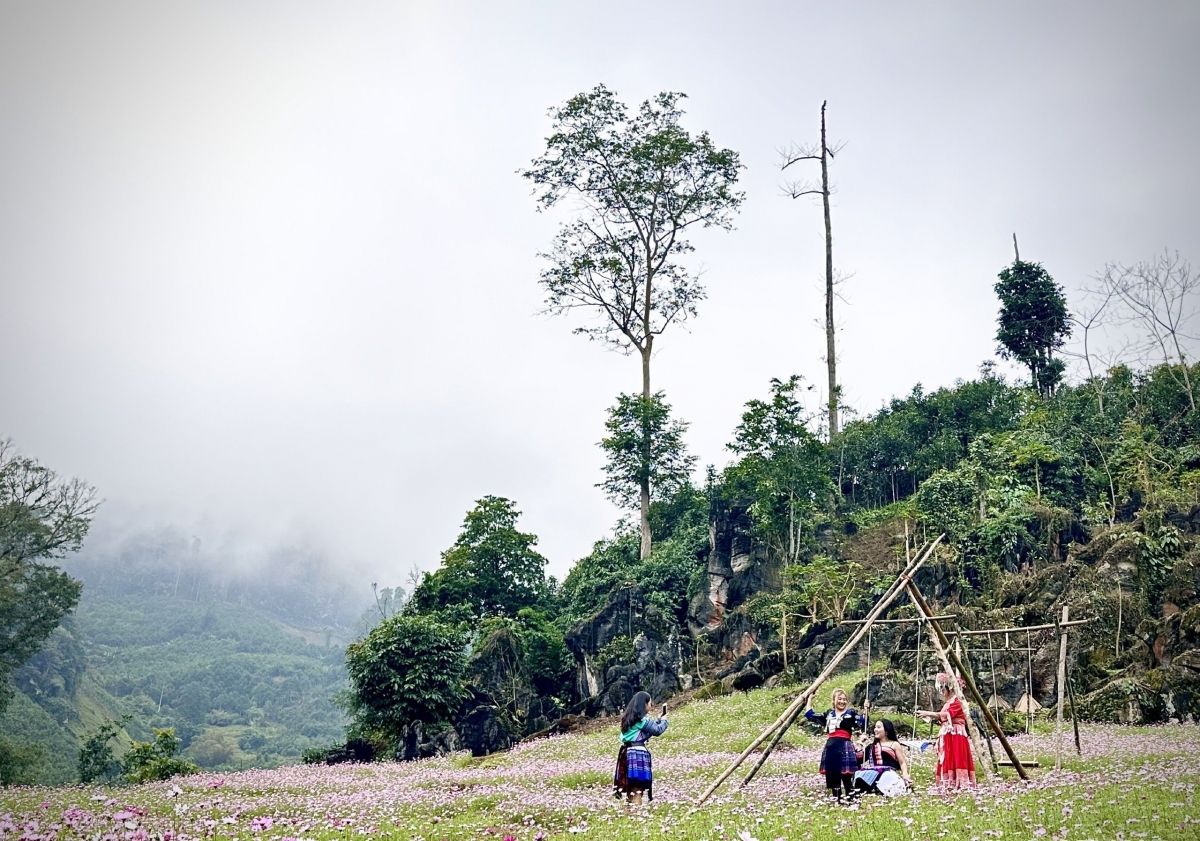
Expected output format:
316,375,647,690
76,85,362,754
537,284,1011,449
1,1,1197,585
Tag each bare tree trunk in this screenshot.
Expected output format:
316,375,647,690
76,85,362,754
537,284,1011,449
640,343,653,559
821,101,838,437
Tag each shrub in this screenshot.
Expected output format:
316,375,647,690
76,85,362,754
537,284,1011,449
187,730,235,768
78,716,129,784
0,737,45,786
122,728,199,783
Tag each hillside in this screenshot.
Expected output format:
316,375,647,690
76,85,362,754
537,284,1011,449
2,680,1195,841
1,589,350,784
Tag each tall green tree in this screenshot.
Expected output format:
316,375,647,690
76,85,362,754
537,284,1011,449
409,497,547,620
344,614,466,739
725,377,830,562
994,258,1071,398
599,392,696,522
523,85,743,558
0,438,97,714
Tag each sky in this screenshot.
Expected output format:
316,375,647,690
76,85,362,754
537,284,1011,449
1,1,1198,585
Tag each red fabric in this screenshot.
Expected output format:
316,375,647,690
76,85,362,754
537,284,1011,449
935,696,976,789
829,729,851,740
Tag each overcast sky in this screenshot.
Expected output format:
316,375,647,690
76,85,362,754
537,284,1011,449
2,1,1197,584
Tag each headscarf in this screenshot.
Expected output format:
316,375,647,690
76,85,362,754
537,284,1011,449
935,671,965,690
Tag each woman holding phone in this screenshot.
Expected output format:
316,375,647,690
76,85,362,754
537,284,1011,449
613,691,669,804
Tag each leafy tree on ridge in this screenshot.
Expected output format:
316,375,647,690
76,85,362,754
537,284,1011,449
994,258,1071,398
523,85,743,559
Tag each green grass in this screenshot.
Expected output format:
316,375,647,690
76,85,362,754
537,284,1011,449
2,680,1195,841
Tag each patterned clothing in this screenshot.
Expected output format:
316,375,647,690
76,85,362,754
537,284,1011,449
859,740,903,771
934,697,976,788
614,716,668,799
853,740,910,796
805,706,867,798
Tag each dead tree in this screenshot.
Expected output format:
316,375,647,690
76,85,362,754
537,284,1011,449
781,101,846,437
1098,251,1198,410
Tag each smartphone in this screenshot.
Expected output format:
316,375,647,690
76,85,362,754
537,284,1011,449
661,703,668,716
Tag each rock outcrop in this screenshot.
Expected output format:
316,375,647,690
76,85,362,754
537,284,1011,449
687,500,782,635
564,585,688,712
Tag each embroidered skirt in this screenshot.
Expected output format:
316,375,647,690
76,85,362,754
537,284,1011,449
935,732,976,788
818,736,859,776
614,745,653,797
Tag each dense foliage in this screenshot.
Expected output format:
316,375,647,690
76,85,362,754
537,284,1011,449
994,259,1071,397
344,615,467,740
409,497,549,620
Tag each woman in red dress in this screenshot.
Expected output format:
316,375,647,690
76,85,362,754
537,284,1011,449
917,672,976,790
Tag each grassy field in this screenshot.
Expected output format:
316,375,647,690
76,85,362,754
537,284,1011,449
2,680,1196,841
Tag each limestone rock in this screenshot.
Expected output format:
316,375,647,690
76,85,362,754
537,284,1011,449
458,706,513,756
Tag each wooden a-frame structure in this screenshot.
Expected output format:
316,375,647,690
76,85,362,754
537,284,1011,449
696,535,1089,805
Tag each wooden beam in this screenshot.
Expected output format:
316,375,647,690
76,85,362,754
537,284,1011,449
693,535,944,804
839,615,957,625
956,619,1090,636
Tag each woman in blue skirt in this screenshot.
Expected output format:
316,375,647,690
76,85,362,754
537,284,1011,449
614,691,669,804
805,688,868,801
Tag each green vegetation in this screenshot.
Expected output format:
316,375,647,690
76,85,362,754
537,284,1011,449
121,727,198,783
2,681,1194,841
409,496,549,620
344,614,467,740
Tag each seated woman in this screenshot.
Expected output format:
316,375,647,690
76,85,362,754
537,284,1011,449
853,718,911,796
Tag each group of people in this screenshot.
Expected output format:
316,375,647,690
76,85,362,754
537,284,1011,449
612,671,977,804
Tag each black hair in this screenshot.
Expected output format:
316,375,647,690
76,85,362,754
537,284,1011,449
878,718,898,742
621,691,652,732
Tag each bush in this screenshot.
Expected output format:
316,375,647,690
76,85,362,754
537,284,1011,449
187,730,235,768
122,728,199,783
0,737,45,786
344,614,466,742
78,716,129,784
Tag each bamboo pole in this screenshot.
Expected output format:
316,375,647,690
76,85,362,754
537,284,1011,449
904,581,1030,781
694,535,944,804
956,619,1090,635
1065,655,1081,756
839,615,956,625
1055,606,1069,770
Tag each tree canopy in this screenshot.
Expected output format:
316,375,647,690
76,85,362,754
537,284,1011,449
523,84,742,558
0,439,96,715
344,614,466,737
409,496,548,620
995,259,1071,397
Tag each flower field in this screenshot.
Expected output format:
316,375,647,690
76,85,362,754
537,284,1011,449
3,685,1196,841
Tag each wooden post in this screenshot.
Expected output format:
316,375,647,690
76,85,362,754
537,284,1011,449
781,611,788,672
1065,656,1082,756
904,581,1030,781
1055,606,1069,770
694,535,944,803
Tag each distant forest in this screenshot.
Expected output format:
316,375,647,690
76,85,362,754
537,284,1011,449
1,529,371,784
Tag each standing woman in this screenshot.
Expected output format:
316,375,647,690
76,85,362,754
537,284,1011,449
805,688,868,801
613,691,668,804
917,672,976,790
